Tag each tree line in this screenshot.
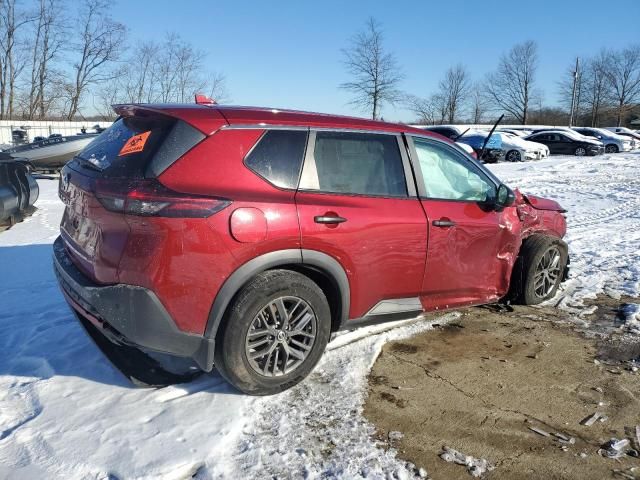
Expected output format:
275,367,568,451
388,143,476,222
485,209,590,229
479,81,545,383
341,18,640,127
2,5,638,126
0,0,227,121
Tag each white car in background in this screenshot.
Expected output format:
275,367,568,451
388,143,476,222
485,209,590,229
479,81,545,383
497,128,533,138
572,127,633,153
479,130,548,162
602,127,640,149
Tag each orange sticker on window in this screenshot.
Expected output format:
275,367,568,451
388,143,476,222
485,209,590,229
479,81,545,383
118,131,151,156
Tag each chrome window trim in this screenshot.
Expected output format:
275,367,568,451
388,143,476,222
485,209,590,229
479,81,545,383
221,124,309,131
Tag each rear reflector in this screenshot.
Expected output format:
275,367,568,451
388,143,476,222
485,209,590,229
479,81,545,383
94,178,230,218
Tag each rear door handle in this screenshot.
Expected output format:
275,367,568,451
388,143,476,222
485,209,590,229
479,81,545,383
432,219,456,228
314,215,347,224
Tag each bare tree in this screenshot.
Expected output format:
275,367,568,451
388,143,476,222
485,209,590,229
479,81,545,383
0,0,32,118
405,95,436,124
485,40,539,124
431,93,449,124
64,0,125,119
340,17,403,120
25,0,65,119
582,52,612,127
605,45,640,126
204,71,230,103
438,64,470,123
469,82,487,123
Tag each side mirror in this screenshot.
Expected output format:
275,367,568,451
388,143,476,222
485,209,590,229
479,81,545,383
495,184,516,209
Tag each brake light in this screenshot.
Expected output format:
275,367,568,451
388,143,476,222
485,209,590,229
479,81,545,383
94,178,230,218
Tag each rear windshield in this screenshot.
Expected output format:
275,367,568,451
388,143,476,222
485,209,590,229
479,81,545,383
75,116,204,178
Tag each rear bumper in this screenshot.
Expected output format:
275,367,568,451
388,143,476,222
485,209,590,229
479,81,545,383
53,236,214,371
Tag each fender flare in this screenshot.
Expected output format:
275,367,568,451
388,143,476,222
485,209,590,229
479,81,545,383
203,249,350,341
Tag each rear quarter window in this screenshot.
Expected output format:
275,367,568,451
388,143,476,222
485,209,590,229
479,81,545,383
244,130,308,189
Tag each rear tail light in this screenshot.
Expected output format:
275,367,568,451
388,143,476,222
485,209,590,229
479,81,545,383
94,178,230,218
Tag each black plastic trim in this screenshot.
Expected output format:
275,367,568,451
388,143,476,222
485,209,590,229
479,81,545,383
53,236,214,371
203,248,351,340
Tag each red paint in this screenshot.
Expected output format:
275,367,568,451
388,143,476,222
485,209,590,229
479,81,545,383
230,208,267,243
58,104,567,337
523,193,566,212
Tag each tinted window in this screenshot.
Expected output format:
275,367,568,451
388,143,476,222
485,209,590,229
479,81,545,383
75,116,204,178
413,138,496,202
299,131,407,197
245,130,308,189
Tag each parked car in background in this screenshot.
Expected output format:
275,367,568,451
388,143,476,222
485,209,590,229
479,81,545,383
456,132,504,163
53,102,569,395
497,128,533,138
418,125,461,140
414,126,477,158
603,127,640,148
492,131,549,162
524,130,604,156
572,127,633,153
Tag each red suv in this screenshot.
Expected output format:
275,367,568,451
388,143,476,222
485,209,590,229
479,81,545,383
54,103,569,395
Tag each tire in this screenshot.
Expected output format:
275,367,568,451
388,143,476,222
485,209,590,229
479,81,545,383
605,144,619,154
506,150,522,162
510,235,568,306
574,147,587,156
214,269,331,395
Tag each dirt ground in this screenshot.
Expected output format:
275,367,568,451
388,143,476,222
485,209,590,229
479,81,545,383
364,298,640,479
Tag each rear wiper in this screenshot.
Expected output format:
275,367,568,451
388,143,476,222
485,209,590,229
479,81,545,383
76,156,103,172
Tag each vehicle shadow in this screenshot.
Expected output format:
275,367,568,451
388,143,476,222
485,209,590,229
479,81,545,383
0,243,238,394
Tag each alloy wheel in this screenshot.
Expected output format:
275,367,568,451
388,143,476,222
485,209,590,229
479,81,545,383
605,145,618,153
245,296,317,377
575,147,586,156
507,150,521,162
533,247,562,299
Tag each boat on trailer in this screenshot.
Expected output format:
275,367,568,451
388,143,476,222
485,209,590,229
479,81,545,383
4,133,99,170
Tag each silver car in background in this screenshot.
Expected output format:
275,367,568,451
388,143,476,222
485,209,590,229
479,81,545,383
573,127,633,153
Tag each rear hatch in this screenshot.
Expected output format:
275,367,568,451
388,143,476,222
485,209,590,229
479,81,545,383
59,113,207,283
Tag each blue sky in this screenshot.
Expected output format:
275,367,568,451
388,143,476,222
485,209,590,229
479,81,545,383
111,0,640,121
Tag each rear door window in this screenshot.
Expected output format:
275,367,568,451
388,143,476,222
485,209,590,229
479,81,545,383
299,131,407,197
244,130,308,189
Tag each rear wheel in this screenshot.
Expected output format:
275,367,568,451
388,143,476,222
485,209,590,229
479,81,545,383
214,270,331,395
506,150,522,162
574,147,587,156
605,144,618,153
511,235,568,305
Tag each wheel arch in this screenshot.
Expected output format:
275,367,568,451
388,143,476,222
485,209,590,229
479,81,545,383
204,249,350,342
506,233,568,303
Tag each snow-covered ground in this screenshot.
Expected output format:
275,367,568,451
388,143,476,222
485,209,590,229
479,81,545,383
0,152,638,479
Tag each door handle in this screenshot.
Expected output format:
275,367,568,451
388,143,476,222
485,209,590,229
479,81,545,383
432,219,456,228
314,215,347,224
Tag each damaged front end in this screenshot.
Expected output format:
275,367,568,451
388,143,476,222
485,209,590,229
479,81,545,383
515,190,567,238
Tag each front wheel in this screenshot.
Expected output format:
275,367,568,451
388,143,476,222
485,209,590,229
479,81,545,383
506,150,522,162
605,144,618,153
214,269,331,395
511,235,568,305
574,147,587,156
